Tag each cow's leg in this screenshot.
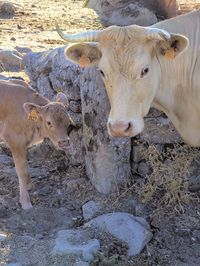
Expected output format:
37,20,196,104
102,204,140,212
11,148,32,210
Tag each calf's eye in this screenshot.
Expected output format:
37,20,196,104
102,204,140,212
141,66,149,78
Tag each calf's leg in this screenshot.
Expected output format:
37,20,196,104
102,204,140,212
11,148,32,210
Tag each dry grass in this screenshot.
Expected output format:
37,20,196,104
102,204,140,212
102,142,199,214
137,143,199,213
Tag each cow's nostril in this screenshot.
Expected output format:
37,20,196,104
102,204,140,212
58,139,70,148
125,122,132,132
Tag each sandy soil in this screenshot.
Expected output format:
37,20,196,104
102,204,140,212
0,0,200,51
0,1,200,266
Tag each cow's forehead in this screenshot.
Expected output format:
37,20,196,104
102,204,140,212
45,103,69,122
99,25,141,44
98,28,150,79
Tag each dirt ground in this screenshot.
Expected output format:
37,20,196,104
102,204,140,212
0,0,200,266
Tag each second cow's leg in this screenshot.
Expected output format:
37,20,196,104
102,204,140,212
11,147,32,210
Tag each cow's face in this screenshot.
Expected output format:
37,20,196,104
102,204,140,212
98,35,161,137
65,25,188,138
24,92,76,150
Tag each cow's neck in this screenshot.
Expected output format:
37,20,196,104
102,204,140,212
152,11,200,146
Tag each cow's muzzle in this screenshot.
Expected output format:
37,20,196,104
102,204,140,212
108,121,133,137
58,139,71,150
108,118,144,138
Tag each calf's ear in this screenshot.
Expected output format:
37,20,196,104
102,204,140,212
23,103,42,122
56,92,69,109
65,43,101,67
157,33,189,59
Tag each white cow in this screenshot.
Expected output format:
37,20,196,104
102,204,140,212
57,10,200,147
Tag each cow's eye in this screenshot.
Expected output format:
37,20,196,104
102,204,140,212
141,66,149,78
47,121,52,127
99,69,105,78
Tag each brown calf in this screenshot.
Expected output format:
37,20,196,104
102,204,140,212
0,79,75,209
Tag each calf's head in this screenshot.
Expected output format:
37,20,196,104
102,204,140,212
24,92,76,150
57,24,188,137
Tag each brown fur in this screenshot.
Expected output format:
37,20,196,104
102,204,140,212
0,79,74,209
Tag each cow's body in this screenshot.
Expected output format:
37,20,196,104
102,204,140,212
0,79,74,209
151,10,200,146
57,10,200,147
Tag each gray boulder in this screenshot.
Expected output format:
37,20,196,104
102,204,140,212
0,1,17,19
0,50,24,72
23,47,84,166
80,67,131,194
85,212,152,256
84,0,177,26
52,229,100,262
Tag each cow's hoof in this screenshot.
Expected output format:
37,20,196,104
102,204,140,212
21,202,33,210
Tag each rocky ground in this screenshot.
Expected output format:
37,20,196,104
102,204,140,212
0,0,200,266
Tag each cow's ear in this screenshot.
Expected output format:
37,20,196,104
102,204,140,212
158,33,189,60
65,43,102,67
56,92,69,109
23,103,42,122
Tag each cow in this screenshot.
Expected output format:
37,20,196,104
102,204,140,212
56,10,200,148
0,79,75,210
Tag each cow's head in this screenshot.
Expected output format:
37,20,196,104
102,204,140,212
23,92,76,150
56,24,188,137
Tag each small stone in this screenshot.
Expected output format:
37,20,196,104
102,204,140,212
137,161,151,176
82,200,101,221
52,229,100,262
85,212,152,256
132,145,146,163
0,232,7,241
189,175,200,192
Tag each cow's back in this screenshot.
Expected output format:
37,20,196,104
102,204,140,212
0,79,49,145
0,79,48,122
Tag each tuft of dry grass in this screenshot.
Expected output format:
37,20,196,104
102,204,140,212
102,142,199,214
137,143,199,213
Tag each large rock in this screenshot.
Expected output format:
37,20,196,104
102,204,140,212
0,50,23,72
0,1,16,19
23,48,84,166
84,0,177,26
23,47,131,194
85,212,152,256
80,67,131,194
52,229,100,262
